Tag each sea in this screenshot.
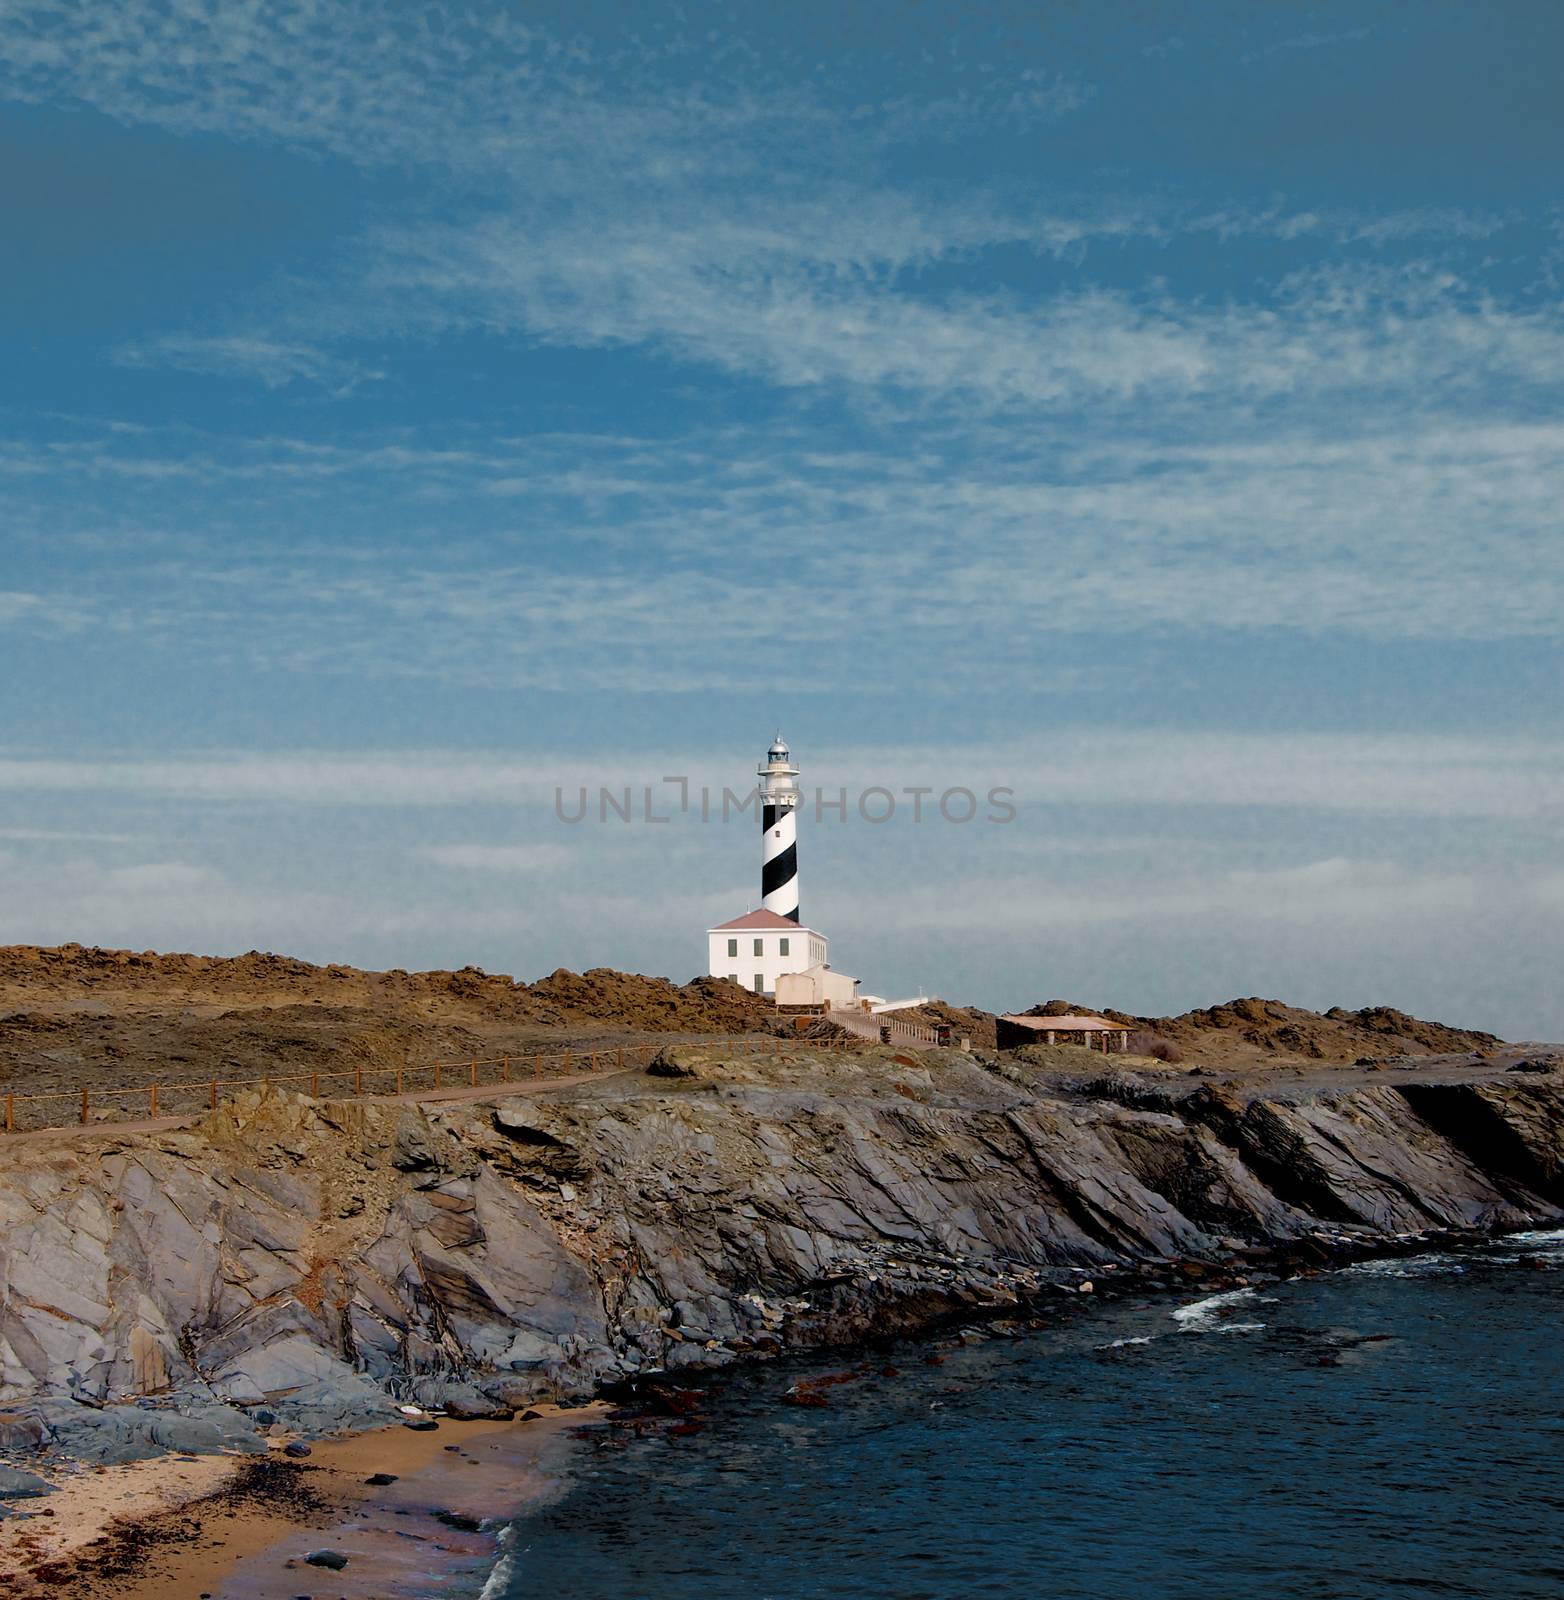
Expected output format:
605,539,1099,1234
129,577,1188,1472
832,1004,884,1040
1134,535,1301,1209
488,1229,1564,1600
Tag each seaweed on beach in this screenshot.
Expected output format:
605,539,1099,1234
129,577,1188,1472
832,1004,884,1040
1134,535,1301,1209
22,1457,330,1593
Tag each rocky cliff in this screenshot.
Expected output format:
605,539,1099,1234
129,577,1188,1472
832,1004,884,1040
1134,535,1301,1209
1,1043,1560,1462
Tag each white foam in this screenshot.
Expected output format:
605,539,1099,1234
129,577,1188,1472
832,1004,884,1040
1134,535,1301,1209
1346,1253,1464,1278
1506,1227,1564,1246
1095,1335,1155,1349
480,1513,523,1600
1214,1322,1267,1334
1171,1287,1264,1331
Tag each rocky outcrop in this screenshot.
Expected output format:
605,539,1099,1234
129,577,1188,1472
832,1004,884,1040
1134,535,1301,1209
0,945,779,1103
1113,996,1502,1060
906,993,1504,1060
0,1046,1560,1464
0,943,775,1033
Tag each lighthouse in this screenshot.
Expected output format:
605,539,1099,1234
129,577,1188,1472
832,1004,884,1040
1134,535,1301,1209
707,734,839,997
758,733,800,923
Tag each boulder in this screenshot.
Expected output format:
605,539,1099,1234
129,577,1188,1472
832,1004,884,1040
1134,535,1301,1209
0,1465,53,1499
0,1412,47,1453
148,1412,265,1455
411,1378,509,1419
265,1376,404,1438
434,1509,483,1532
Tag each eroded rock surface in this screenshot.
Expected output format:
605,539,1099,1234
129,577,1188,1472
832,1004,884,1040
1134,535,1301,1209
0,1047,1560,1463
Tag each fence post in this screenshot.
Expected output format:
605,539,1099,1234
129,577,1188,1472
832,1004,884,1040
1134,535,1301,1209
210,1079,218,1110
310,1071,319,1097
149,1085,158,1117
4,1093,11,1132
534,1052,542,1077
617,1047,625,1070
396,1068,404,1095
470,1059,478,1088
501,1055,510,1082
355,1065,364,1095
434,1062,442,1088
81,1088,89,1125
590,1051,597,1073
564,1049,572,1073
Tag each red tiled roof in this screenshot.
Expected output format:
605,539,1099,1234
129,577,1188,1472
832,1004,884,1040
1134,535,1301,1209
709,909,811,932
999,1013,1130,1031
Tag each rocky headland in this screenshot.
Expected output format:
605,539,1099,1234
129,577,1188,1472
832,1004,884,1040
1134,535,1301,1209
1,943,1560,1594
2,1032,1560,1477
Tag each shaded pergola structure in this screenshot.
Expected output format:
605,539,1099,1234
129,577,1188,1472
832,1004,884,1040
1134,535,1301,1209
997,1013,1132,1053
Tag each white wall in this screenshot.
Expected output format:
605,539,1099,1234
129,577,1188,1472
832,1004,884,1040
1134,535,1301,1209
707,926,824,994
776,965,858,1008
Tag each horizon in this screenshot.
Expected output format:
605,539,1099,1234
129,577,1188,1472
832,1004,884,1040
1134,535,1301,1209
3,3,1562,1039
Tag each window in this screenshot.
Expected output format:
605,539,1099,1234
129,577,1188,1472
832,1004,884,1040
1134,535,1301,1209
754,974,765,991
727,938,738,957
728,972,738,983
753,937,764,956
779,937,789,956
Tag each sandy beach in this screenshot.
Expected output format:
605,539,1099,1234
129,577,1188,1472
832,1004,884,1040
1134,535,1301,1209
0,1403,604,1600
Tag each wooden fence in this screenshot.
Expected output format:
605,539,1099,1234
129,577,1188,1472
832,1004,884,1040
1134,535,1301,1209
0,1034,860,1136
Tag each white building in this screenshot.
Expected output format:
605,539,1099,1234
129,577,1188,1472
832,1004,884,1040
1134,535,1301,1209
708,909,827,996
774,964,860,1010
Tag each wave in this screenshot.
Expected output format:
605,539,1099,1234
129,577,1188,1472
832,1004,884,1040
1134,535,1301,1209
1170,1287,1274,1331
479,1517,521,1600
1345,1253,1465,1278
1502,1226,1564,1248
1095,1335,1156,1349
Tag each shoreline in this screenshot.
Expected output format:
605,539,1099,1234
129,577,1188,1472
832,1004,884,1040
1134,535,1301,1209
5,1222,1560,1598
3,1044,1560,1597
0,1402,605,1600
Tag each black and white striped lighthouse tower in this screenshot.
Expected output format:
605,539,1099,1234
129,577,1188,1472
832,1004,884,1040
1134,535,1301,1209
758,734,801,923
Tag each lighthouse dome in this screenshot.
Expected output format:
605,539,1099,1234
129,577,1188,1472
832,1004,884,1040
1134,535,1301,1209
766,735,790,763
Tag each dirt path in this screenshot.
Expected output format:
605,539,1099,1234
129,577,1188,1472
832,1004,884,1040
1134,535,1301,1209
1,1068,626,1144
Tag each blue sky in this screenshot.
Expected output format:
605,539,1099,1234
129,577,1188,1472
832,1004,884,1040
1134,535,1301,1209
1,1,1561,1036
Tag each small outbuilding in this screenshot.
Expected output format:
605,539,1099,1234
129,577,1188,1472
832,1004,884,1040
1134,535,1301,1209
774,963,860,1010
997,1013,1132,1053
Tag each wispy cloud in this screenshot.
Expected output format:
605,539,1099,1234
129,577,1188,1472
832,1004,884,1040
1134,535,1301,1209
4,408,1561,679
2,0,1522,420
0,827,140,843
419,843,575,874
0,1,1085,178
861,857,1497,934
1239,26,1376,66
113,336,384,396
0,733,1556,821
358,216,1554,416
0,588,96,633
